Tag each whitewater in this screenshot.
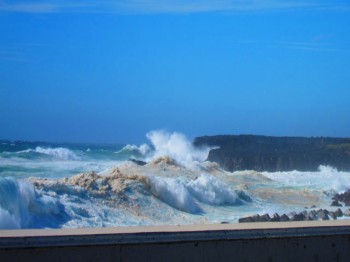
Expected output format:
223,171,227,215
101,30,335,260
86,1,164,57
1,130,349,229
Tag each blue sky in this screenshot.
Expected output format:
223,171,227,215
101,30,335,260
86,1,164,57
1,1,350,143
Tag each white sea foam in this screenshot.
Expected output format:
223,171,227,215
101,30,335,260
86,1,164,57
262,165,350,193
146,130,210,170
318,166,350,193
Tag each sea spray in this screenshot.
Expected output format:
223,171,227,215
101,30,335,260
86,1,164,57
115,130,212,170
318,166,350,193
146,130,211,170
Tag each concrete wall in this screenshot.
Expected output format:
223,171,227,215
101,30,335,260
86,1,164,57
1,220,350,262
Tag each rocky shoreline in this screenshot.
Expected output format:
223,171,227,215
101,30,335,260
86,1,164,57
332,190,350,206
239,189,350,223
238,208,350,223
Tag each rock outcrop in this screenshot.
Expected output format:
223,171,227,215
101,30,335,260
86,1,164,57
332,190,350,206
194,135,350,172
238,208,349,223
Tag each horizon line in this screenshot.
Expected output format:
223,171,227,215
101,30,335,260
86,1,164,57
1,1,350,15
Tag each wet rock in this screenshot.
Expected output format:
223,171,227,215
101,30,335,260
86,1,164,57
333,208,343,218
305,210,317,221
332,190,350,206
280,214,290,222
251,215,260,222
302,211,312,221
290,212,305,221
238,216,254,223
331,200,342,207
328,209,343,220
129,158,147,166
239,214,271,223
270,213,280,222
328,212,336,220
316,209,329,220
258,213,271,222
238,207,348,223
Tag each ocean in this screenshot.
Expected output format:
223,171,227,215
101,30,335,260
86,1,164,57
1,130,349,229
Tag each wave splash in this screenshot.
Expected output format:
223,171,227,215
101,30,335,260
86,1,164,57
0,177,66,229
115,130,212,170
146,130,211,170
13,146,81,161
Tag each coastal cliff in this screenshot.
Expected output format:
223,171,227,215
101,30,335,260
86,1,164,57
193,135,350,172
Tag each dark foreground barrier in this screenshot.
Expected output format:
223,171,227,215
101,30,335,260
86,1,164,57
1,220,350,261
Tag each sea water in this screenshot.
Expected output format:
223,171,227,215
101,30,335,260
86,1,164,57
0,130,349,229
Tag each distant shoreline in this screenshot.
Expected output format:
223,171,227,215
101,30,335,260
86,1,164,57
194,135,350,172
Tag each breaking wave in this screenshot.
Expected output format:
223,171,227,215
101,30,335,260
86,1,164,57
148,176,202,214
145,130,211,170
115,144,151,158
34,147,81,160
147,174,251,214
0,177,66,229
12,147,81,161
187,174,251,205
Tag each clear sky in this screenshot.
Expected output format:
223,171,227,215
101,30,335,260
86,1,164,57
1,1,350,144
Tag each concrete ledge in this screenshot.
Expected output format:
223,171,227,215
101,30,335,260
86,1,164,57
1,221,350,261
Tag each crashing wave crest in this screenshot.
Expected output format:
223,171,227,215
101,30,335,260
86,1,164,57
14,146,80,161
145,130,211,170
0,177,64,229
115,144,151,158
